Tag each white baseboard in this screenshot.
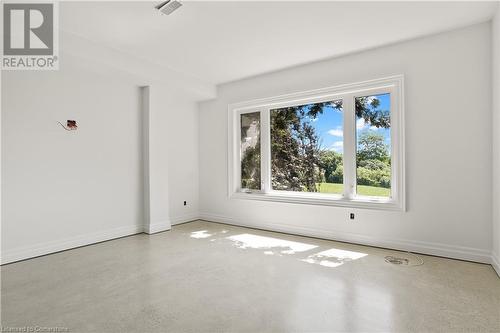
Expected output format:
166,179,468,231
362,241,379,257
2,213,496,272
1,224,143,265
199,212,492,264
492,253,500,277
1,215,194,265
170,213,200,226
143,221,171,234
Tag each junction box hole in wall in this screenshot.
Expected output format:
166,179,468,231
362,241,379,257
58,120,78,131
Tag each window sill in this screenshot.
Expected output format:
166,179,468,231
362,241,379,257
230,191,404,211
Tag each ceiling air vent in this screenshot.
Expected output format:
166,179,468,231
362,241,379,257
155,0,182,15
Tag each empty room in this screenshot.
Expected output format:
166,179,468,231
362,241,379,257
1,0,500,332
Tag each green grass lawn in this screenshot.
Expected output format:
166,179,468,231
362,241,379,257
316,182,390,197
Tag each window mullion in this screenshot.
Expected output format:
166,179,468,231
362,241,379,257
235,111,242,193
261,109,271,193
343,95,356,199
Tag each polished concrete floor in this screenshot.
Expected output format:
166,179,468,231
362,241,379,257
1,220,499,332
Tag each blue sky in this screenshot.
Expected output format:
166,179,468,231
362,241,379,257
311,93,391,154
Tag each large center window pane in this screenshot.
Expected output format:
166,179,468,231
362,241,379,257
270,100,344,194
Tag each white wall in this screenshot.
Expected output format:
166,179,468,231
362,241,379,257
492,5,500,275
141,85,200,234
199,23,493,263
1,44,203,264
1,58,143,262
159,88,200,225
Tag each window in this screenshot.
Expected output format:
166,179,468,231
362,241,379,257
355,93,391,198
270,100,344,194
240,112,261,191
229,76,405,210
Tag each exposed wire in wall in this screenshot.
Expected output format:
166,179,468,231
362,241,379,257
58,120,78,131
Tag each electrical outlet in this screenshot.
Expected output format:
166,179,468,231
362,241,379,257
349,213,355,220
183,201,187,206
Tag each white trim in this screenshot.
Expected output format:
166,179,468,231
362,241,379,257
199,213,492,264
261,109,271,193
1,224,143,265
228,75,405,211
142,86,152,230
170,213,200,226
2,216,496,272
230,191,401,211
343,95,356,199
492,253,500,278
229,75,403,111
143,221,171,234
141,87,173,235
0,216,187,265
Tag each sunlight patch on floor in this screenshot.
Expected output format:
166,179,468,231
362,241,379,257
227,233,318,255
193,229,368,268
190,230,213,239
301,248,368,268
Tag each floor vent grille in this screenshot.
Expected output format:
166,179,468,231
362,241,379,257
385,256,409,265
384,253,424,267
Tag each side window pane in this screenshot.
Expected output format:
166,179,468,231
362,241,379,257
270,100,344,194
355,93,391,197
240,112,261,190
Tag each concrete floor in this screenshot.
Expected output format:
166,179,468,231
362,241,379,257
1,220,499,333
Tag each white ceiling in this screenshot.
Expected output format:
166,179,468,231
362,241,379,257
61,1,498,85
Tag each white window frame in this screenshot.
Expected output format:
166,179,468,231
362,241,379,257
228,75,405,211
